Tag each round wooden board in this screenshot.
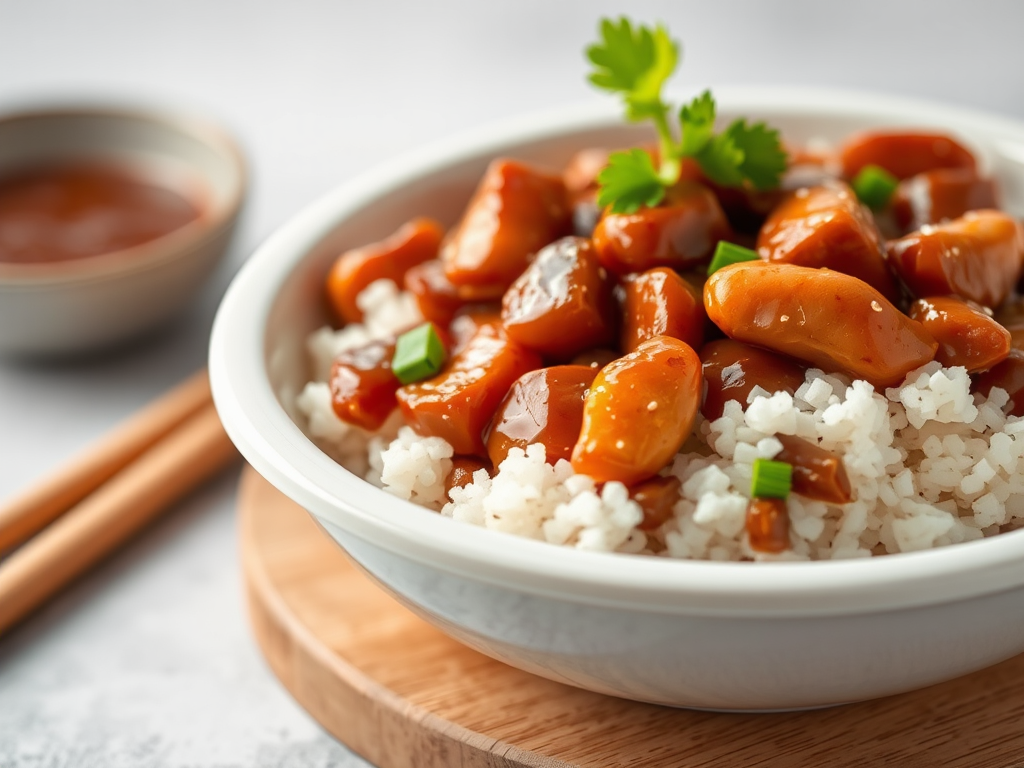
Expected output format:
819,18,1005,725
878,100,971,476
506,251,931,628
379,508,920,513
238,465,1024,768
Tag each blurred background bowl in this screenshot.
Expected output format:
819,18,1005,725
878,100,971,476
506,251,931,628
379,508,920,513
0,107,246,356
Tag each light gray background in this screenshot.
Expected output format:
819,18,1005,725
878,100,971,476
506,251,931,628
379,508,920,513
1,1,1022,765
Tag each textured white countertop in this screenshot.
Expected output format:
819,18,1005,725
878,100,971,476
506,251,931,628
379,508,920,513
2,1,1023,764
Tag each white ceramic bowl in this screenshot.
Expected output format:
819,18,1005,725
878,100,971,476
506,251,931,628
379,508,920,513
211,87,1024,711
0,107,246,356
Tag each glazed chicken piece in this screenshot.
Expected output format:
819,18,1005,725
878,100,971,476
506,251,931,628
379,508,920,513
746,498,790,553
839,131,977,181
500,237,616,358
327,218,443,323
891,168,999,232
619,267,705,354
592,181,732,274
571,336,702,486
704,262,937,388
699,339,806,421
405,259,470,327
756,181,898,302
441,159,572,298
630,476,682,531
908,296,1010,373
486,365,598,468
774,434,852,505
887,210,1024,309
397,322,541,456
444,457,492,497
973,350,1024,417
329,338,399,431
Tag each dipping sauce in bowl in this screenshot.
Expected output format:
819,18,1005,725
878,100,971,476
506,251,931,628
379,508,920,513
0,163,202,265
0,106,246,356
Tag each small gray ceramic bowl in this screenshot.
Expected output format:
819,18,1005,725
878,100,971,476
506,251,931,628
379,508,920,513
211,87,1024,711
0,107,246,356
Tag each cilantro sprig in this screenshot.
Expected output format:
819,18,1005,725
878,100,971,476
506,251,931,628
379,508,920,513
586,17,788,214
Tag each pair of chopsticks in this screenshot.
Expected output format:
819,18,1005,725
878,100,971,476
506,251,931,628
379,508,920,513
0,370,239,635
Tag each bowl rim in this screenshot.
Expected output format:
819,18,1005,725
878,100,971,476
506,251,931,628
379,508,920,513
0,106,247,286
211,85,1024,618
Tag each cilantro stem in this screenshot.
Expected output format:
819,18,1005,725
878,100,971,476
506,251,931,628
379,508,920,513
650,108,676,158
650,108,681,187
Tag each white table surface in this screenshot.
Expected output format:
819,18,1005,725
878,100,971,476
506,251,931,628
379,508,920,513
2,1,1023,764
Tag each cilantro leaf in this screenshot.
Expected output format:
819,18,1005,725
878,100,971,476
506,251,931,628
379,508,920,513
624,25,678,122
586,18,678,125
724,119,789,190
689,117,788,190
694,130,746,187
679,90,716,156
586,18,656,95
586,16,788,213
595,149,667,214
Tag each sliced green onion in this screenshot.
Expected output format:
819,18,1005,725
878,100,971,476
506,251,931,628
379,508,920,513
392,322,447,385
751,458,793,499
851,164,899,210
707,241,760,276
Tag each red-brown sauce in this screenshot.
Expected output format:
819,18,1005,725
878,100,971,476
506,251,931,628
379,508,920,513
0,164,201,264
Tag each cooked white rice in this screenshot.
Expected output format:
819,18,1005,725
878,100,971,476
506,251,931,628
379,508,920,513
296,278,1024,561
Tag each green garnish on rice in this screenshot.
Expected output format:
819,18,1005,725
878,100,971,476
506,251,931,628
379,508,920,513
751,458,793,500
586,17,788,214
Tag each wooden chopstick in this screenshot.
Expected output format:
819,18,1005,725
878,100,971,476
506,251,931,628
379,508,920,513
0,370,213,552
0,370,240,633
0,401,238,635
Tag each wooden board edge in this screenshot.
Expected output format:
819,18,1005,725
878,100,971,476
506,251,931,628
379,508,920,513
236,466,574,768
